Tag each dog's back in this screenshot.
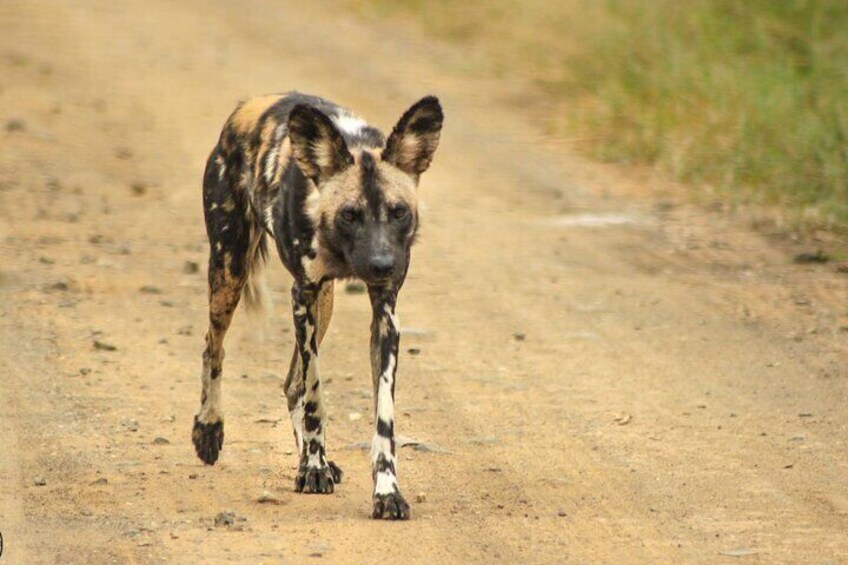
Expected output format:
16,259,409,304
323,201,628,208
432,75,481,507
213,92,385,204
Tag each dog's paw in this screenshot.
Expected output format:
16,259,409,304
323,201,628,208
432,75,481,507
192,416,224,465
327,460,343,484
371,492,410,520
294,465,336,494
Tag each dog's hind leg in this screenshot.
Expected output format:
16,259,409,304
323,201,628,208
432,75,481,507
285,281,341,493
192,149,253,465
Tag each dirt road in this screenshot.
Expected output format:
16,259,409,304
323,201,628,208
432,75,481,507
1,1,847,562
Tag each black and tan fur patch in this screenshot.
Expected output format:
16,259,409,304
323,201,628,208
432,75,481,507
193,91,443,520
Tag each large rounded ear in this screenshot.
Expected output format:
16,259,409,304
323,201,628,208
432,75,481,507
288,105,354,185
382,96,443,180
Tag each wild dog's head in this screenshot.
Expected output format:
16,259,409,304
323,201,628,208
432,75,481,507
288,97,443,286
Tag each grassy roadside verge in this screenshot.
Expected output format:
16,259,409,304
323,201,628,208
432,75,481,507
343,0,848,231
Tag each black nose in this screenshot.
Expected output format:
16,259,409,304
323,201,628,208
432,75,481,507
369,254,395,278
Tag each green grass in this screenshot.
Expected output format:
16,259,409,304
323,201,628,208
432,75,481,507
345,0,848,230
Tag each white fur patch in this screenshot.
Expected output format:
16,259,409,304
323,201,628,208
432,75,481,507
371,434,392,465
273,122,287,143
374,471,398,495
263,204,275,233
371,432,399,495
198,364,223,423
332,112,367,137
303,316,315,349
376,354,396,422
264,145,279,183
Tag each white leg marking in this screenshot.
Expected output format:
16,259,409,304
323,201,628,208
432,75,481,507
376,353,395,421
372,348,398,495
198,362,223,423
371,433,399,495
374,468,399,495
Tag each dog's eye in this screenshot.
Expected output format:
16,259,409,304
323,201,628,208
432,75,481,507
391,205,409,221
340,207,359,223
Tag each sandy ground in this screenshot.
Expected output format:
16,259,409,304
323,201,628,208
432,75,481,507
1,1,847,563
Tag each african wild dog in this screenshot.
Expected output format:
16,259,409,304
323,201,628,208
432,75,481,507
191,92,443,519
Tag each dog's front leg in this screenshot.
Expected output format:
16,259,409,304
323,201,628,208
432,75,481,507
289,283,338,494
368,286,410,519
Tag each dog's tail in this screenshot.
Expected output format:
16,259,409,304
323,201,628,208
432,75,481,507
242,223,272,320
